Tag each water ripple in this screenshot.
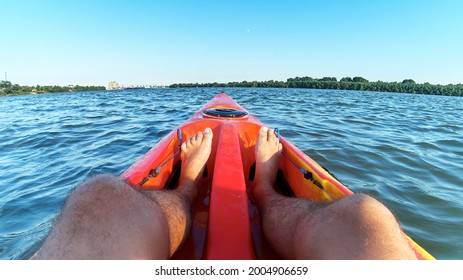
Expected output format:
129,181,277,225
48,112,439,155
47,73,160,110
1,88,462,259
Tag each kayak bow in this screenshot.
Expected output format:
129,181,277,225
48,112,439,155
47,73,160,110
120,93,434,260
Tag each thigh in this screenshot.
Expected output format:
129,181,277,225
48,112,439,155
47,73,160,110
37,175,170,259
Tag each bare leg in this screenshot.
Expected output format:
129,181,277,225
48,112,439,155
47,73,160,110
253,126,417,260
145,127,213,256
36,128,213,259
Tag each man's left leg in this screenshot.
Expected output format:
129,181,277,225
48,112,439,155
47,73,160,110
36,128,213,259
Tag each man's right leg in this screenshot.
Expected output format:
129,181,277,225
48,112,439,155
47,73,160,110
253,126,417,260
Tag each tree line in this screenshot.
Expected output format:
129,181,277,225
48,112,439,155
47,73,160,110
170,76,463,96
0,81,105,96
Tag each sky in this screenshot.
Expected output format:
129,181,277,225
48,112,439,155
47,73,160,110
2,0,463,86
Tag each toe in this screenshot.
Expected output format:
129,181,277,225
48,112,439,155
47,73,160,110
195,131,204,143
203,127,213,142
259,126,269,141
189,134,197,144
181,141,188,152
267,128,278,145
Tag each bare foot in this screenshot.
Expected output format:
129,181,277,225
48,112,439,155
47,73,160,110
141,128,213,257
178,127,213,203
253,126,282,208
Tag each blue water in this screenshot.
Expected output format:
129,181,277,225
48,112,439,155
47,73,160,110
1,88,462,259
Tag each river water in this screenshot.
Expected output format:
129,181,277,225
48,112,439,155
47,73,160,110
1,88,462,259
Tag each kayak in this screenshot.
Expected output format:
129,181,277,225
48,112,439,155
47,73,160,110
120,93,434,260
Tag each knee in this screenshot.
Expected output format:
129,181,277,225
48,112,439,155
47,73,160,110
339,194,398,228
62,174,163,227
66,174,132,209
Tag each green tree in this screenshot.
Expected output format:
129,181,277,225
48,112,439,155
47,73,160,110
319,77,337,82
0,81,12,88
353,76,369,83
340,77,353,82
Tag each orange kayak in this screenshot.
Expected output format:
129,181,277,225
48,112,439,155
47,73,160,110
120,93,434,260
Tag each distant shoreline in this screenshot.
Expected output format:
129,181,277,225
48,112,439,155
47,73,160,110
0,83,106,96
170,76,463,97
2,76,462,97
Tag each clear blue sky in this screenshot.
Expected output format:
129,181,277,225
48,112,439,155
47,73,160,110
2,0,463,86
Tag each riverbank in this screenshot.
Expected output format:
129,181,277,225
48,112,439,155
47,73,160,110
0,82,106,97
170,76,463,97
3,76,462,97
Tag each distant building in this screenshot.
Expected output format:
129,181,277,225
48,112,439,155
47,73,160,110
108,81,121,90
